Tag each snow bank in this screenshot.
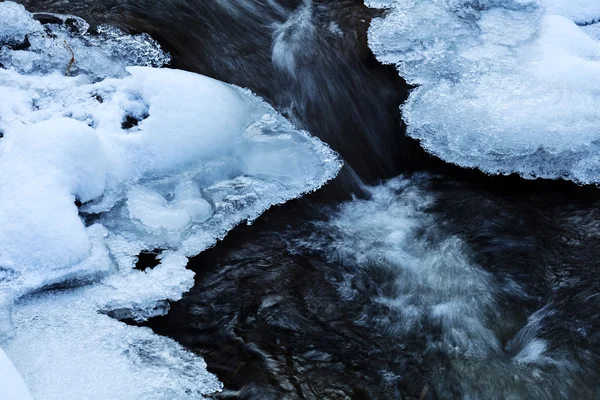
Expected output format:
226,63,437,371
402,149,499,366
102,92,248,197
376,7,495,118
0,2,341,399
367,0,600,184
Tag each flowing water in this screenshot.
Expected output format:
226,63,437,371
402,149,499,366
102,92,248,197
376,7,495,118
13,0,600,399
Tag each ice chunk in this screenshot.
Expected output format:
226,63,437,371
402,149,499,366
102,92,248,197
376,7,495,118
0,2,341,399
172,181,213,223
364,0,395,8
127,185,212,231
0,3,340,311
0,3,169,78
0,2,42,45
368,0,600,184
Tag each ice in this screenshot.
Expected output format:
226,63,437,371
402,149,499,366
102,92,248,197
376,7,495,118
367,0,600,184
0,3,169,78
0,2,42,45
2,250,219,399
4,265,218,400
363,0,395,8
127,185,213,231
0,2,341,398
582,22,600,41
541,0,600,23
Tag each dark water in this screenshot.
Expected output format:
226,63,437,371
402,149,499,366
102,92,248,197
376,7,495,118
137,177,599,400
19,0,600,398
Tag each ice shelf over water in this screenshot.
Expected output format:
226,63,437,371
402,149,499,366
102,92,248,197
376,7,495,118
0,2,342,399
367,0,600,184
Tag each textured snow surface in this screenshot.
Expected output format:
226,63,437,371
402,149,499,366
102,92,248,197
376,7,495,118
0,2,341,399
4,255,218,400
0,348,32,400
368,0,600,183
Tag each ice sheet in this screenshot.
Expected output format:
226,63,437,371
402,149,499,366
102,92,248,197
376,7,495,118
367,0,600,183
3,254,220,400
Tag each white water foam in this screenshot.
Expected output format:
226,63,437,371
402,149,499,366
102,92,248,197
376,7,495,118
320,175,591,397
367,0,600,184
0,2,341,398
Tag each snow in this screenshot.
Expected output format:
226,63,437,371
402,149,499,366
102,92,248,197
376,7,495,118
541,0,600,23
0,348,32,400
0,2,341,398
4,254,219,400
367,0,600,184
